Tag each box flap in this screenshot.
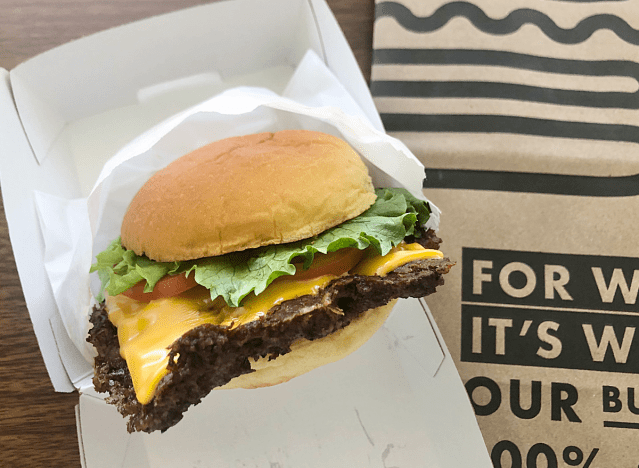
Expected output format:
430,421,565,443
309,0,384,131
0,67,79,391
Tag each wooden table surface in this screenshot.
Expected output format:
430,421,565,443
0,1,374,466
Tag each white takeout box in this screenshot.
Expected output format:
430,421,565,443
0,0,491,466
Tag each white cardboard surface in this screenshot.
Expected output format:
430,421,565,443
10,0,314,165
0,68,84,392
0,0,491,466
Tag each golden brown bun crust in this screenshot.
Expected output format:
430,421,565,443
219,300,397,390
121,130,376,261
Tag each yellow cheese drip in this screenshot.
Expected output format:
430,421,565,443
106,274,338,404
106,243,444,404
352,243,444,276
107,291,218,405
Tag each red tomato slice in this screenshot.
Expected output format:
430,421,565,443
121,273,198,302
292,248,366,281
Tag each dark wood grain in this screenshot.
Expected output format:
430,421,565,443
0,1,374,466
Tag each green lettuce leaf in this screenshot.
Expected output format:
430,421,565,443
91,187,431,307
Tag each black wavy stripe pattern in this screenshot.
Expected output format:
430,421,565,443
373,2,639,196
375,1,639,45
372,49,639,109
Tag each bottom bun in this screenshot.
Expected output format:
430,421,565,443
220,300,398,390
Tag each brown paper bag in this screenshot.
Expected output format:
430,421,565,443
372,1,639,465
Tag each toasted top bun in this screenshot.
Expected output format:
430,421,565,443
121,130,377,262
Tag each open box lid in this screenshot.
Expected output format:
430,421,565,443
0,1,491,466
9,0,382,168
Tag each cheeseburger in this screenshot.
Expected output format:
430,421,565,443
88,130,453,433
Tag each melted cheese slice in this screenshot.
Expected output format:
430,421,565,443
106,243,443,404
352,242,445,276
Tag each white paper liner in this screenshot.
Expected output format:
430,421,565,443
33,49,441,367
